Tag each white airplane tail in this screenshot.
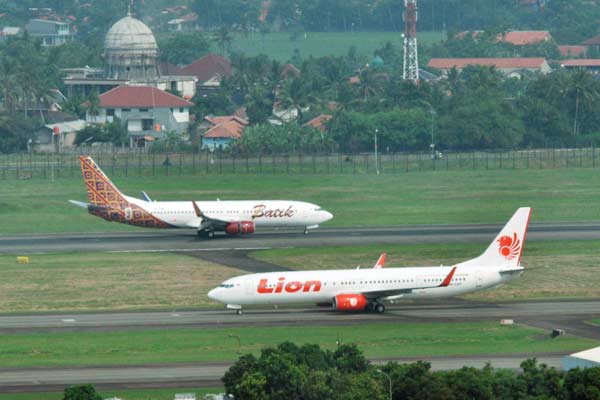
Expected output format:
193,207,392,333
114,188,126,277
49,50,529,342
462,207,532,269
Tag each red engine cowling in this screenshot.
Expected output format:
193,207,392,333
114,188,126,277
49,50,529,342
332,294,368,311
225,221,255,235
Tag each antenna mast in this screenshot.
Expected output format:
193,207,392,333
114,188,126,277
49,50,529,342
402,0,419,82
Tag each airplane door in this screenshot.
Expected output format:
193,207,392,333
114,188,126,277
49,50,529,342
476,271,483,288
245,279,255,295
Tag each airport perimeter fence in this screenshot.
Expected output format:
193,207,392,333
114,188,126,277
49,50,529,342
0,147,599,180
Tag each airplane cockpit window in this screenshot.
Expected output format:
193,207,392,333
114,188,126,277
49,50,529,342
219,283,235,288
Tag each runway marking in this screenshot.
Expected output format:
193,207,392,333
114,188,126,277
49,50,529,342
61,319,76,323
107,247,273,253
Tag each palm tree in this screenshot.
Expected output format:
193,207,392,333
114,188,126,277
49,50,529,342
277,77,314,122
569,70,600,136
85,92,101,123
215,25,233,56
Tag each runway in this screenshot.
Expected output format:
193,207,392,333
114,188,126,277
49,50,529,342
1,221,600,255
0,300,598,338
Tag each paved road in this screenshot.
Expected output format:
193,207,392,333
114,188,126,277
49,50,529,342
1,300,598,338
1,222,600,255
0,354,566,393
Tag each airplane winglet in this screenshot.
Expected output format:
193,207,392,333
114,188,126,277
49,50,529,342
141,191,152,202
373,253,387,269
439,267,457,287
192,201,204,217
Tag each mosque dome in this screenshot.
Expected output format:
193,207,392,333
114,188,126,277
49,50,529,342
103,13,159,80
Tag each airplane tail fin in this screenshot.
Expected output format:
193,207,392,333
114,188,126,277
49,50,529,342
467,207,532,268
79,156,127,207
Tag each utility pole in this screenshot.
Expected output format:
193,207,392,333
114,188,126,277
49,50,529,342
374,128,380,175
402,0,419,82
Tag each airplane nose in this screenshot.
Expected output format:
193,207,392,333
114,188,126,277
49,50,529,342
207,288,219,301
322,211,333,222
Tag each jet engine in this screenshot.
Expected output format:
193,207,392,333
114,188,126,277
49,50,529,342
332,294,367,311
225,221,255,235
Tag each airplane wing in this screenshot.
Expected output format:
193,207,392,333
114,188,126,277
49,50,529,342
191,201,236,230
361,267,457,301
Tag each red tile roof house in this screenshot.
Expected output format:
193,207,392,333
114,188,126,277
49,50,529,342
87,86,193,147
560,59,600,74
454,30,552,46
427,58,551,78
201,116,248,150
497,30,552,46
180,54,233,91
304,114,332,132
558,45,588,58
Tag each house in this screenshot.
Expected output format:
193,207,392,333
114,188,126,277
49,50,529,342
281,63,300,80
304,114,332,132
201,116,248,150
498,30,552,46
558,45,588,58
427,58,551,78
454,30,552,46
167,13,199,32
560,59,600,74
25,19,73,46
35,119,87,152
88,86,194,147
582,34,600,53
180,54,233,92
0,27,21,42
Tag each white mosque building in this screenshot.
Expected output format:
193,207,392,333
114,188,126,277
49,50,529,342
63,10,197,99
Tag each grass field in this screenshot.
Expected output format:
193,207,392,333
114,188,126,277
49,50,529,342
0,322,594,368
0,252,241,313
2,168,600,235
224,31,443,61
588,319,600,326
0,239,599,314
0,387,222,400
250,240,600,301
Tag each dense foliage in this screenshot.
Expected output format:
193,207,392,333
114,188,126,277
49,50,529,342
224,342,600,400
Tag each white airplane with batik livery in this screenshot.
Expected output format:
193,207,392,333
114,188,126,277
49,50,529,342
69,156,333,238
208,208,531,314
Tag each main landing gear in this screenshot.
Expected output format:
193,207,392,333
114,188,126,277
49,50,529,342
197,229,215,239
367,302,386,313
236,309,243,315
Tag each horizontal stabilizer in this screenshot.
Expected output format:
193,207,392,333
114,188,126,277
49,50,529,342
68,200,89,209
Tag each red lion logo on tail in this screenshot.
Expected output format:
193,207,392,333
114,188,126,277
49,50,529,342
497,233,521,260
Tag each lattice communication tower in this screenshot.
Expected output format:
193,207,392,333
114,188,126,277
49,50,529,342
402,0,419,81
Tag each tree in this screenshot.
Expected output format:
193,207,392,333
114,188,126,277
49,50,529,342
159,32,211,66
62,384,102,400
215,25,233,56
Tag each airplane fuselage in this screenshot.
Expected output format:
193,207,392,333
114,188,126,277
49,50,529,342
91,196,332,231
208,265,522,306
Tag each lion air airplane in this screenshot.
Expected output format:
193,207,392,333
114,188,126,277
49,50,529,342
69,156,333,237
208,207,531,314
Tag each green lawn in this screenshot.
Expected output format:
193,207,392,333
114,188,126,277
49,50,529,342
250,240,600,301
588,319,600,326
0,322,594,368
0,387,222,400
2,168,600,235
0,252,241,313
225,31,443,61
